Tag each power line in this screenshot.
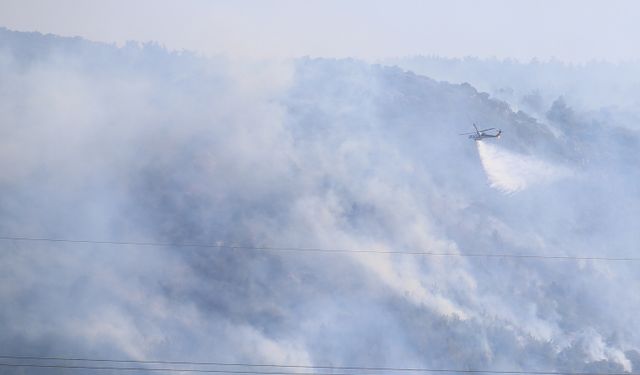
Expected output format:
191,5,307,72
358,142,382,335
0,235,637,262
0,356,637,375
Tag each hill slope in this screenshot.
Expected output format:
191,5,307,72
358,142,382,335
1,28,639,372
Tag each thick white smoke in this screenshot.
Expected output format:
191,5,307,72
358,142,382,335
1,29,640,374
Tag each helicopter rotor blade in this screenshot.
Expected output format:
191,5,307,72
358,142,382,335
478,128,495,132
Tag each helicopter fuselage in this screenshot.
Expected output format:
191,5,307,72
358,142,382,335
469,131,501,141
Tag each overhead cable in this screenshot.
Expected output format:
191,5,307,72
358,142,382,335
0,236,636,261
0,355,637,375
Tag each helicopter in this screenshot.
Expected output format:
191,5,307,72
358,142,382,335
459,123,502,141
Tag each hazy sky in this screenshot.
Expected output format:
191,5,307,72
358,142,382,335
1,0,638,62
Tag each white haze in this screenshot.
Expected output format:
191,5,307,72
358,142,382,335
1,28,640,374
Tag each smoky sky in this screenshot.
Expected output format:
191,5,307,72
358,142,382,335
1,28,640,375
1,0,639,62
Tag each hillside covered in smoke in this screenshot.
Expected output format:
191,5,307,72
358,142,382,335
385,56,640,132
1,28,639,374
